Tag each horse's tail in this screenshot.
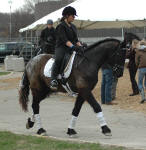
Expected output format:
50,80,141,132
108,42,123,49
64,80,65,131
19,70,30,112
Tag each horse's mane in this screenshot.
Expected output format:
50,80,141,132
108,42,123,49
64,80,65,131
85,38,121,51
125,32,141,40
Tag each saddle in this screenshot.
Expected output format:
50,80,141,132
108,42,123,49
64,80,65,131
44,51,77,97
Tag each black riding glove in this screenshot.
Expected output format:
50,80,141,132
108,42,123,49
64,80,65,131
70,45,79,52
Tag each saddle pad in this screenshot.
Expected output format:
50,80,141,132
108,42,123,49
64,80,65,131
44,58,54,77
63,51,76,78
44,51,76,78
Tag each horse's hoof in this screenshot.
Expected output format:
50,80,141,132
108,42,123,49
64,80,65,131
101,125,112,136
67,128,77,138
37,128,47,136
26,118,34,129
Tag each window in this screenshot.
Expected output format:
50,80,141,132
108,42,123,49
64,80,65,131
7,44,18,51
0,44,6,51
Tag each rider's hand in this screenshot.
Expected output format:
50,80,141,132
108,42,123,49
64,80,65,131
70,45,79,52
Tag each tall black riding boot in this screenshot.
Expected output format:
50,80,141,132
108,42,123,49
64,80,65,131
50,62,59,90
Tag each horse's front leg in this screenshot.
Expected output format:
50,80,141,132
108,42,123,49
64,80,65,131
84,91,112,136
26,97,47,136
67,94,85,137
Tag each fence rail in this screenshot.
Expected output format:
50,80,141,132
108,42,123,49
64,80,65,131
0,29,145,62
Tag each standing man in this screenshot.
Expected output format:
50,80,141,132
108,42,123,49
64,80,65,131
39,19,56,54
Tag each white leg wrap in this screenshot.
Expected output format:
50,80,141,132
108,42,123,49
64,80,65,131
34,114,43,129
96,112,107,127
31,114,35,122
68,116,78,129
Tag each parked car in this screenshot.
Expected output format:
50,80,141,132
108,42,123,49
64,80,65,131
0,42,35,62
19,42,36,62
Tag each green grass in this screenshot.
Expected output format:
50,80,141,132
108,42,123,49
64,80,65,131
0,131,128,150
0,72,10,76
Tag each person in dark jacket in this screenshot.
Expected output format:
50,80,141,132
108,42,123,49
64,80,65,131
39,19,56,54
50,6,82,90
126,40,139,96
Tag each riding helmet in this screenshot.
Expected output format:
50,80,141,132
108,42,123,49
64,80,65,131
47,19,53,25
62,6,77,16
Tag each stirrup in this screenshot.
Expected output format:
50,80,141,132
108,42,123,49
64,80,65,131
50,79,58,90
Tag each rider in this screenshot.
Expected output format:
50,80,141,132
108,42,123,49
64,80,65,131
50,6,82,90
39,19,56,54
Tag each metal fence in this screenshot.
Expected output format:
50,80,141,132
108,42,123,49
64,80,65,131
0,37,39,62
0,37,38,44
0,27,146,61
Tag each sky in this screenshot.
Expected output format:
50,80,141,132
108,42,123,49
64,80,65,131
0,0,25,13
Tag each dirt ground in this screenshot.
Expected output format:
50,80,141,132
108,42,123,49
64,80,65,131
93,69,146,114
0,68,146,114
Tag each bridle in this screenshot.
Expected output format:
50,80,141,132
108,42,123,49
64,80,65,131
109,42,126,78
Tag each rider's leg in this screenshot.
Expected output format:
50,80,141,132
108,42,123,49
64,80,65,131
50,47,66,89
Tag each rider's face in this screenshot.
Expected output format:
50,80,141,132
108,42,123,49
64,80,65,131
67,15,75,23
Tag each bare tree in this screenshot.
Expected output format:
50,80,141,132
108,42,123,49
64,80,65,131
12,9,35,37
0,9,35,38
23,0,50,13
0,13,10,38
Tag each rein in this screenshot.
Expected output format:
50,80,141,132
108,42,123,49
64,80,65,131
75,40,123,69
75,52,89,68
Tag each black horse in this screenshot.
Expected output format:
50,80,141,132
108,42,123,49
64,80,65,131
124,32,141,47
19,38,126,136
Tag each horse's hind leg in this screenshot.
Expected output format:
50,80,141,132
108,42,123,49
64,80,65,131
31,98,47,136
84,91,112,136
67,94,85,137
26,89,48,136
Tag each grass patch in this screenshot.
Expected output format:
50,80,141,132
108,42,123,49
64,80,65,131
0,131,128,150
0,72,10,76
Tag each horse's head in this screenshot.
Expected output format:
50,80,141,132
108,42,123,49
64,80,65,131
123,32,141,48
84,39,126,78
108,32,141,78
108,41,126,78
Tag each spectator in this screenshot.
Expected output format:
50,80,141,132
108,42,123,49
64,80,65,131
135,40,146,103
39,19,56,54
126,40,139,96
145,75,146,90
101,63,117,105
111,75,118,100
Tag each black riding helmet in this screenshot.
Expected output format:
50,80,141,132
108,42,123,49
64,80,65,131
62,6,77,16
